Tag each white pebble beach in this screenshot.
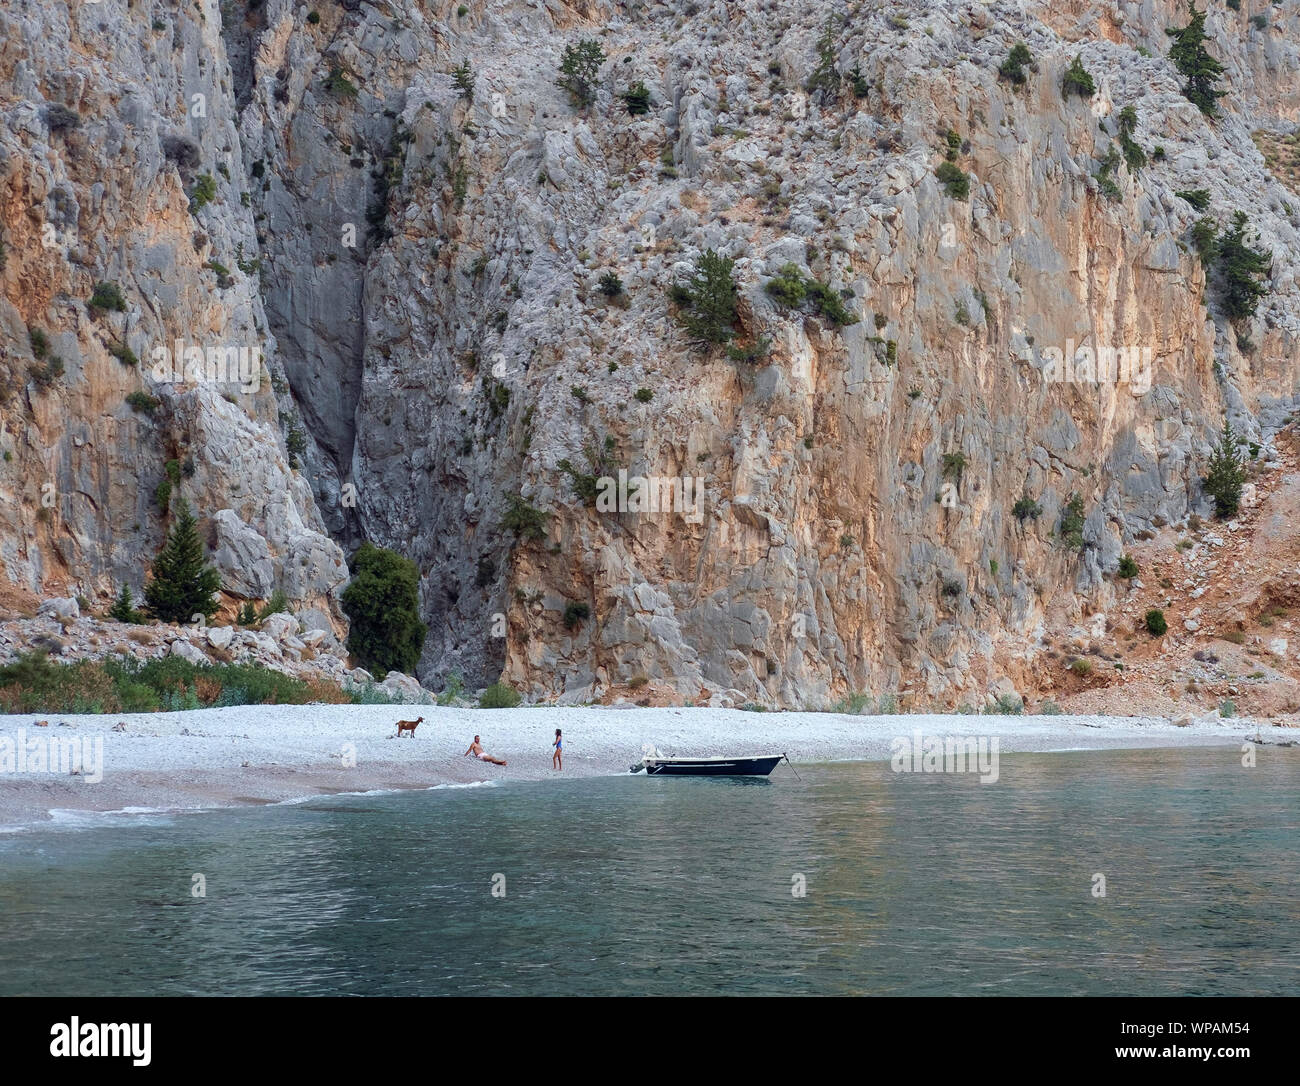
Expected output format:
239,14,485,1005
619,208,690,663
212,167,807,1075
0,705,1285,832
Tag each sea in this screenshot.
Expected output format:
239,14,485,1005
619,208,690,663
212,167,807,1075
0,746,1295,995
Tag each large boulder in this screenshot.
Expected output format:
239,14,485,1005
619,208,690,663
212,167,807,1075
210,510,276,599
38,597,80,621
261,612,301,641
170,639,210,667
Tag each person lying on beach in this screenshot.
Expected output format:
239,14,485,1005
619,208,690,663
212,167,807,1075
465,735,506,766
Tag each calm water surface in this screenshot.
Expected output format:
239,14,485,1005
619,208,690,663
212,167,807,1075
1,746,1296,995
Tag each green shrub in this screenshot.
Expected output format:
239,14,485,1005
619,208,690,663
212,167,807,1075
236,601,259,626
89,281,127,312
1062,54,1095,98
502,495,549,541
258,589,290,621
126,390,160,415
1058,493,1087,550
1145,608,1167,636
998,43,1033,85
1069,658,1093,677
765,263,808,308
341,542,427,679
30,357,64,388
1176,188,1211,212
599,271,624,297
108,340,138,365
325,66,359,99
306,9,320,24
29,328,50,359
1118,554,1139,578
479,680,521,708
562,600,590,630
623,81,651,115
189,173,217,213
993,693,1024,714
935,160,970,199
634,387,653,403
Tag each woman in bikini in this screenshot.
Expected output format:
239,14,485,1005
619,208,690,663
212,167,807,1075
553,728,562,771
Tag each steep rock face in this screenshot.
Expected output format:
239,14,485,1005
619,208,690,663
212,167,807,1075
0,1,347,618
5,1,1300,707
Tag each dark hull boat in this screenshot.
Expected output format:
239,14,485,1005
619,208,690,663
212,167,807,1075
639,753,786,777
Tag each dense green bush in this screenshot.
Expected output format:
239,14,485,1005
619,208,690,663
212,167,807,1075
1175,188,1211,212
1145,608,1168,636
341,542,427,679
934,160,970,199
998,43,1033,86
479,680,521,708
562,601,590,630
1013,495,1042,521
89,281,127,312
622,81,651,115
1118,554,1139,579
1061,54,1095,98
502,495,549,540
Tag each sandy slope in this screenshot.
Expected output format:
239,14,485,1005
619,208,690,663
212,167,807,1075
0,704,1284,831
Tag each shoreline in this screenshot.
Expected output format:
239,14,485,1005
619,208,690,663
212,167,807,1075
0,705,1286,832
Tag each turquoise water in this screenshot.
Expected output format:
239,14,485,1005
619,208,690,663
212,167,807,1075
0,746,1296,995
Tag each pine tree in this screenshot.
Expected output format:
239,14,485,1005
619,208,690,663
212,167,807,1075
143,499,221,623
1217,211,1271,320
556,39,606,107
108,584,143,624
1166,1,1226,116
1204,419,1245,518
452,61,475,102
671,249,738,347
805,16,840,102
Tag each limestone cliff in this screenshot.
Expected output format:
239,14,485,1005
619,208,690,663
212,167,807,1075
4,1,1300,708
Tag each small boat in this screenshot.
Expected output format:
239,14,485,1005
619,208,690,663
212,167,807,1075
636,753,787,777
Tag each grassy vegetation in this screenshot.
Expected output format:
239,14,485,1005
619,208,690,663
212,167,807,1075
0,652,366,714
479,681,521,708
